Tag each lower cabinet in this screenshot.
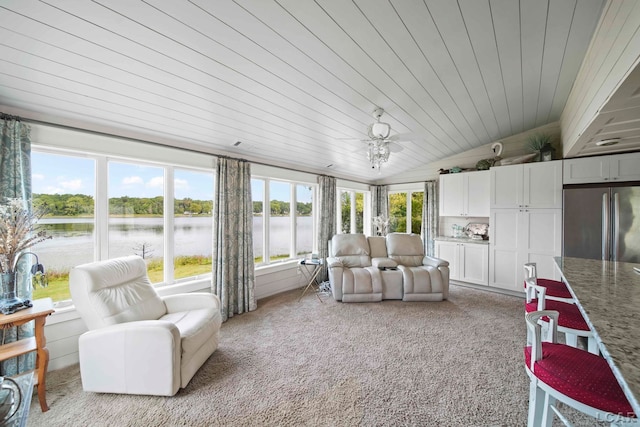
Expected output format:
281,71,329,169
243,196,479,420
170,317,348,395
435,241,489,286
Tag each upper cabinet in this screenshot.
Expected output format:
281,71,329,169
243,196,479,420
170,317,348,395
439,170,490,217
490,161,563,209
563,152,640,184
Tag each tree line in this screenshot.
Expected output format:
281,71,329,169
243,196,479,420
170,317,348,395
33,194,213,216
33,194,312,217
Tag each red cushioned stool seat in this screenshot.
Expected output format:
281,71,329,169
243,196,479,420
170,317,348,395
525,343,635,416
523,278,572,299
525,299,589,331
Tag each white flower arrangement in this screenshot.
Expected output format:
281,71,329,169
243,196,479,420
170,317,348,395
372,215,390,236
0,199,51,274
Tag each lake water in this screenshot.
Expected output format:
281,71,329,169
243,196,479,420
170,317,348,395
36,216,313,271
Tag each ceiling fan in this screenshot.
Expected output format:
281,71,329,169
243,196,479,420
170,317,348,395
343,107,411,172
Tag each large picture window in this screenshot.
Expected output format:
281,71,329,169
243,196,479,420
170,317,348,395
31,148,215,303
32,151,95,302
389,191,424,234
252,177,316,265
338,189,365,234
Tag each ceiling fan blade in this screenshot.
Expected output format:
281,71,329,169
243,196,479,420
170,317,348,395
388,132,423,141
388,142,404,153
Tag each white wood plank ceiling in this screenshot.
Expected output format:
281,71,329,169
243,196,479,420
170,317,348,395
0,0,605,183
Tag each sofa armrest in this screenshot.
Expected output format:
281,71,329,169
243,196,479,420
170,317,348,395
371,257,398,269
326,257,343,268
163,292,220,313
78,320,182,396
423,255,449,268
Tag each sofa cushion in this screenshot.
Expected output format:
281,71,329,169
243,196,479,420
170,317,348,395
331,234,371,268
386,233,425,267
367,236,388,258
160,306,221,356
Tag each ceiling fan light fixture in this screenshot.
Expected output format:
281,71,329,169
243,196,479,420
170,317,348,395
368,121,391,140
367,140,390,173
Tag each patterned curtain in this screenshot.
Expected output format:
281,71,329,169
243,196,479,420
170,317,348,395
370,185,388,235
317,175,336,282
212,157,256,322
0,115,34,375
421,181,438,257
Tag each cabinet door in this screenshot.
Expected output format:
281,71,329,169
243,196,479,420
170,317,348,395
459,243,488,285
563,157,609,184
490,164,523,208
610,152,640,182
489,209,523,291
523,161,562,208
521,209,562,281
435,241,459,280
439,174,465,216
466,170,490,216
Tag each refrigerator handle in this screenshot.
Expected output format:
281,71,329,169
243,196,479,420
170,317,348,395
603,192,610,261
613,192,620,261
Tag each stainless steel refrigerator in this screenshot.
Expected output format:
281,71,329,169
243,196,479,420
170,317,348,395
563,184,640,262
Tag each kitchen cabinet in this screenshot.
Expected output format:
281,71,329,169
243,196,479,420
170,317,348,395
435,240,489,286
489,208,562,293
490,161,562,209
563,152,640,184
439,170,490,217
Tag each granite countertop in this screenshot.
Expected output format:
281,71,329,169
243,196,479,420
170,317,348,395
434,236,490,245
554,256,640,415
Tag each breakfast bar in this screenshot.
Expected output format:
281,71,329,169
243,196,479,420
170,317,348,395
554,257,640,416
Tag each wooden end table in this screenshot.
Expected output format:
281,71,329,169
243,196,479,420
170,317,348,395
0,298,54,412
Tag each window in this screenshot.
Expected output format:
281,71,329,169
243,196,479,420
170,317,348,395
108,161,165,282
32,152,95,303
31,146,215,303
252,177,316,265
389,191,424,234
173,169,214,280
338,190,365,234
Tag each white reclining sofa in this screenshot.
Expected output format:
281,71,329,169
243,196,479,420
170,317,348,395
327,233,449,302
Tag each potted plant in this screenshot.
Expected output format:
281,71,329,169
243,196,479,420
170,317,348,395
527,133,554,162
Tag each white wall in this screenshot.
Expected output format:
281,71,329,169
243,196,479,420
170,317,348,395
561,0,640,157
376,121,561,185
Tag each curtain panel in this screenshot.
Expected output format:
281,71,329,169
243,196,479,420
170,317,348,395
370,184,388,236
212,157,256,322
421,181,438,257
317,175,336,282
0,116,34,375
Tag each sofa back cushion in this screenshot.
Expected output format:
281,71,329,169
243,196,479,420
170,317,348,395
70,255,167,330
386,233,425,267
330,234,371,268
367,236,388,258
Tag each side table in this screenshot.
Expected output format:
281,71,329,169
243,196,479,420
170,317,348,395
0,298,54,412
298,259,323,302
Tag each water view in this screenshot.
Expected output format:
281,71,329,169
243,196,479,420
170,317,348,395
36,216,314,271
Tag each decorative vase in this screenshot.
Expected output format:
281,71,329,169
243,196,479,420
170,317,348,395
0,271,32,315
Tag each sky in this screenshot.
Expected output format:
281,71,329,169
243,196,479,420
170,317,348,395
32,152,310,202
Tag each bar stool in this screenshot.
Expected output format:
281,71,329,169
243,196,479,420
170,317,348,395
525,280,599,354
524,310,638,426
523,262,574,303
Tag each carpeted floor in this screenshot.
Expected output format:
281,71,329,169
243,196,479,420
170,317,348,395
26,284,589,426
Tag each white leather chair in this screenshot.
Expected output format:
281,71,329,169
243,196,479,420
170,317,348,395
69,255,222,396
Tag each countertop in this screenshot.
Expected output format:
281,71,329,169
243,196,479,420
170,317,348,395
554,256,640,415
434,236,490,245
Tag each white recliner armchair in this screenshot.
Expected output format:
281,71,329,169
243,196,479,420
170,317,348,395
69,255,222,396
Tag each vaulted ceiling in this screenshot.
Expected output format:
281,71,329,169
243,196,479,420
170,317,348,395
0,0,605,182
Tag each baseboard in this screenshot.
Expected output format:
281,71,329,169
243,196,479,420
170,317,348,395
450,281,525,299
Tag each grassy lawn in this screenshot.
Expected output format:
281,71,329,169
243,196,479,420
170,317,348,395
33,256,214,302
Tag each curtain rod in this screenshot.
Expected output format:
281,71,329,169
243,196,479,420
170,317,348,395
20,116,371,185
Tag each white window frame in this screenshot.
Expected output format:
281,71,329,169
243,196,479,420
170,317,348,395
387,184,424,234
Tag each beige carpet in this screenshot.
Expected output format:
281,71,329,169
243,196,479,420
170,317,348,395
26,284,586,426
